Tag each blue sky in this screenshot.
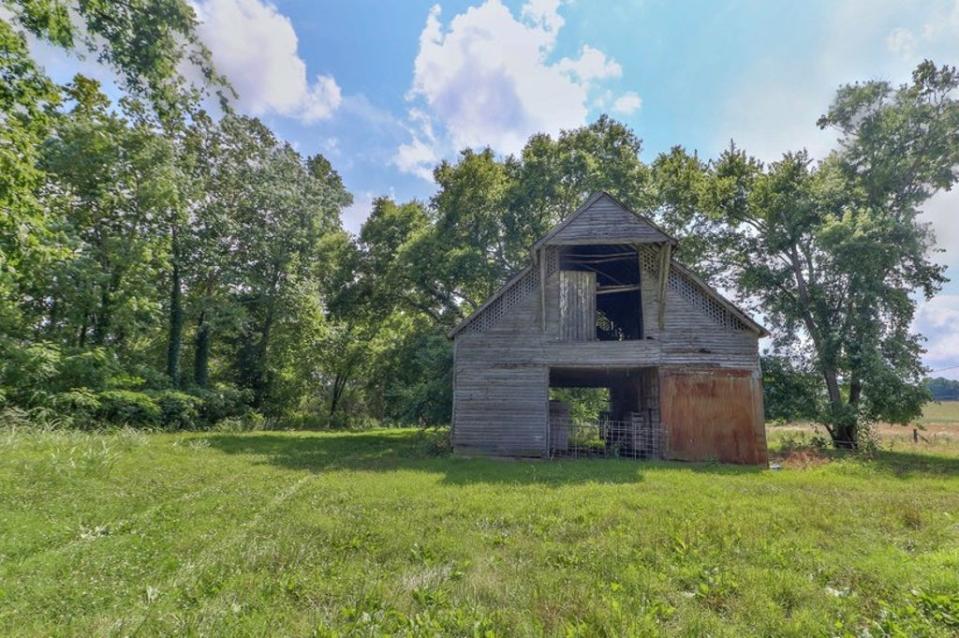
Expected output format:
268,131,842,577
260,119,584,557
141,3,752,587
27,0,959,376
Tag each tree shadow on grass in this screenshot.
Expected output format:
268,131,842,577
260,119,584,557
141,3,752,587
202,429,764,486
866,449,959,478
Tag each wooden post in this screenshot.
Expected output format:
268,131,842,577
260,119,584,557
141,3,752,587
540,247,547,332
657,243,671,330
635,244,644,335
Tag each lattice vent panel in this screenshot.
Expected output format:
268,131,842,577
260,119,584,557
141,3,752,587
461,267,537,334
639,246,750,332
545,246,560,277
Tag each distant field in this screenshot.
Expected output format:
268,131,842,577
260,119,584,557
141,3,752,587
770,401,959,449
920,400,959,425
1,426,958,636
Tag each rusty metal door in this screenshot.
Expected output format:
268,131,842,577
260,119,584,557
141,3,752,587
660,368,768,465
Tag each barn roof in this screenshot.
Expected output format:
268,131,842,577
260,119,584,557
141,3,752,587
531,192,678,250
448,192,768,339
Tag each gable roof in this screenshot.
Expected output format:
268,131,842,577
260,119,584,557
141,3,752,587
531,191,677,251
449,192,767,339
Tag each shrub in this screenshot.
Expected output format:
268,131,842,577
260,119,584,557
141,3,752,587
190,384,251,424
97,390,160,427
0,342,62,406
50,389,102,428
154,390,203,430
213,411,267,432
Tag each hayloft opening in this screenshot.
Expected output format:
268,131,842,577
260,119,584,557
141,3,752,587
558,244,643,341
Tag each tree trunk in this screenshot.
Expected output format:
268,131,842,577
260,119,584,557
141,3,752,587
166,247,183,387
77,312,89,347
93,288,111,345
831,423,858,449
822,365,858,449
849,378,862,406
194,310,210,388
251,306,275,409
329,373,345,420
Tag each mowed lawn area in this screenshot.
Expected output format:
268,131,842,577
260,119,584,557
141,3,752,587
2,416,959,636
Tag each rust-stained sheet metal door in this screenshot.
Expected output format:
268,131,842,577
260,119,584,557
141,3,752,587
660,368,768,465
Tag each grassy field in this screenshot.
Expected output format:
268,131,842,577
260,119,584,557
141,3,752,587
1,416,958,636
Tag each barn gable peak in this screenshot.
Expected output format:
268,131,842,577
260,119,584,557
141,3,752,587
449,192,767,339
531,191,677,251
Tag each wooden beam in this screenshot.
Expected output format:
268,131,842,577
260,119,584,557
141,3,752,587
636,244,645,335
539,248,547,332
564,251,636,259
596,284,642,295
657,243,671,330
565,254,636,264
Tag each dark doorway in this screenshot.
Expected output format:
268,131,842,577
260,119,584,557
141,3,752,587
547,367,662,458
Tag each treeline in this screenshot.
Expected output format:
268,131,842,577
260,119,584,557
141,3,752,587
2,77,353,427
927,377,959,401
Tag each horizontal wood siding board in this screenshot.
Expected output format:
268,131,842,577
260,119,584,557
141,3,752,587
533,192,678,251
452,365,547,457
544,197,671,246
455,339,759,371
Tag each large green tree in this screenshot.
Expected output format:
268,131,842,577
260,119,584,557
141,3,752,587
35,77,177,354
691,61,957,447
219,117,350,408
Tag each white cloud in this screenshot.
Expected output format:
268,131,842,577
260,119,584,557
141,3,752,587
886,27,916,58
396,0,635,178
921,189,959,265
556,45,622,83
612,91,642,115
394,136,439,182
192,0,341,122
521,0,565,33
915,294,959,378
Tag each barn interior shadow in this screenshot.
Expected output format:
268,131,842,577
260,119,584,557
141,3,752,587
202,430,772,486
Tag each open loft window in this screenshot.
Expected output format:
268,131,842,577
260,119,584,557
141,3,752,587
557,244,643,341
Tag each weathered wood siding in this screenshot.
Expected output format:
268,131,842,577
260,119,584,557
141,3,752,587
638,245,759,366
452,361,548,457
559,270,596,341
660,368,767,465
452,232,764,460
546,194,671,245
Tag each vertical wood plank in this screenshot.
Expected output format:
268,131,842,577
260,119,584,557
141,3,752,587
559,270,596,341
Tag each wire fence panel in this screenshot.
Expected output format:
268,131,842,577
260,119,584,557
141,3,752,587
549,412,665,460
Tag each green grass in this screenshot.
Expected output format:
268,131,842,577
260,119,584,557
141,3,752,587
2,426,958,636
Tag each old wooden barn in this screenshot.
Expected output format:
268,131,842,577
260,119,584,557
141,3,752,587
449,192,769,465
